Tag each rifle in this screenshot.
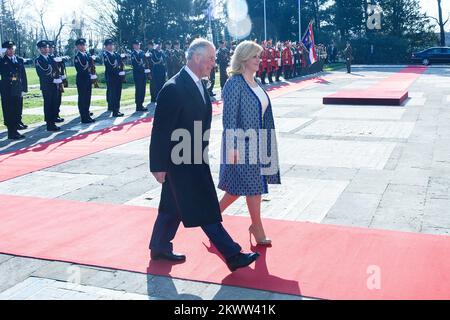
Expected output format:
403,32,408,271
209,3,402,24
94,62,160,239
144,51,152,82
52,56,65,93
89,48,100,88
119,51,127,83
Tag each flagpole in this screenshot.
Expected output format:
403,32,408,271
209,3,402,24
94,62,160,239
298,0,302,43
263,0,267,41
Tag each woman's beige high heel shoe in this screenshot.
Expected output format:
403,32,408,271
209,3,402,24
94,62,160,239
249,225,272,246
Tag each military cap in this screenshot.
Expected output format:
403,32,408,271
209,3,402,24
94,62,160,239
104,39,114,46
37,40,49,48
2,41,15,49
147,40,154,46
75,38,87,46
48,41,56,48
173,40,180,45
132,40,141,45
164,40,171,46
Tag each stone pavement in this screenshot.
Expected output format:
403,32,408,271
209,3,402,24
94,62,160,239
1,65,450,300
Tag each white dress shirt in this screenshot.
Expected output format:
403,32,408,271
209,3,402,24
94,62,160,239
184,66,206,104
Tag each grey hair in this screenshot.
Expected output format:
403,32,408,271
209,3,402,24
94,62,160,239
186,38,215,60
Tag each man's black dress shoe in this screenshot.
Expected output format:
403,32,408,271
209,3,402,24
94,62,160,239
113,112,124,117
55,117,65,123
17,122,28,130
90,112,94,116
136,107,148,112
8,131,25,140
81,118,96,124
47,125,61,132
226,252,260,272
151,251,186,262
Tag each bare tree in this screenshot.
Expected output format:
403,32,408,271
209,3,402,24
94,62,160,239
428,0,448,46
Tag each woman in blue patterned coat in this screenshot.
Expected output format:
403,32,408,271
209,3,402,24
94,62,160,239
219,41,281,246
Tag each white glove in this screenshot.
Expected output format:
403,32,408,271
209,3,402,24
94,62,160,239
91,55,97,60
21,92,26,97
120,54,126,58
61,75,67,80
53,78,63,84
53,57,63,63
0,48,6,57
90,75,98,80
145,52,151,58
144,69,151,74
119,71,126,76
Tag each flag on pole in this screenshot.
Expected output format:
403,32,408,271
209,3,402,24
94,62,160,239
301,21,318,65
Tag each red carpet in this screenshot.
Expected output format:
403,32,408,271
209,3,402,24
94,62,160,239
1,194,449,300
0,76,326,183
323,66,427,106
0,118,153,182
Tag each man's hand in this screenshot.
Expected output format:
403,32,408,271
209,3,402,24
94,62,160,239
153,172,167,184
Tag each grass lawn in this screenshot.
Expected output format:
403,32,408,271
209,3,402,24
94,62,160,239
2,63,341,130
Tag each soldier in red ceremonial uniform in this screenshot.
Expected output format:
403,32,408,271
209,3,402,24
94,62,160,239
266,40,275,84
258,40,269,84
282,41,293,80
273,42,282,82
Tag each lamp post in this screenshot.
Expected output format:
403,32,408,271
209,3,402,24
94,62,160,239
298,0,302,42
263,0,267,41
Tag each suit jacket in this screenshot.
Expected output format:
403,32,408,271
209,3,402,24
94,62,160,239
149,68,222,228
0,55,28,96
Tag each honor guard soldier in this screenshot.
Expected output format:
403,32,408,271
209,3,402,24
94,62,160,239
150,41,166,103
344,41,353,74
145,41,155,103
48,41,65,123
74,38,95,123
35,40,61,132
163,40,173,77
216,40,230,90
273,42,282,82
131,40,148,112
103,39,124,117
266,40,275,83
0,41,28,140
168,40,186,79
282,41,293,80
258,41,269,84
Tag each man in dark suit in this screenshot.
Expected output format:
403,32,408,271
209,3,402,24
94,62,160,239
103,39,124,117
149,38,259,272
131,40,148,112
0,41,28,140
74,38,95,124
35,40,61,132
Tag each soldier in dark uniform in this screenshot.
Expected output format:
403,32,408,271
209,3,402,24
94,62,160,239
131,40,148,112
48,41,65,123
168,40,186,79
150,42,167,103
344,41,353,74
35,40,61,132
145,41,155,103
74,38,95,124
216,40,230,90
0,41,28,140
103,39,124,117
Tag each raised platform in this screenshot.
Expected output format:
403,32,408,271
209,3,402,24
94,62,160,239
323,90,409,106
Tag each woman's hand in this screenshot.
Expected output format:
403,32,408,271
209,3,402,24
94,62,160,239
228,149,240,165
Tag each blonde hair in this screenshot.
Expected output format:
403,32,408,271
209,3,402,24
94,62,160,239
228,41,263,76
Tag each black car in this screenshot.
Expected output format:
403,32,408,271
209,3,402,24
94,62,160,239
411,47,450,65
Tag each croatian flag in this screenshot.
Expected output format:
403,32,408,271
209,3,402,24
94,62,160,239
302,21,318,65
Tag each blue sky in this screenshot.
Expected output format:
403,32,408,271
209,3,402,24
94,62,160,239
39,0,450,32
